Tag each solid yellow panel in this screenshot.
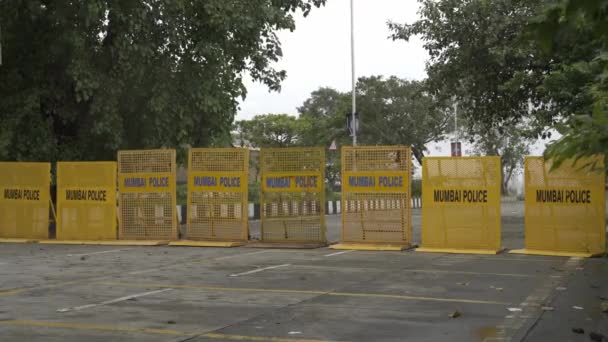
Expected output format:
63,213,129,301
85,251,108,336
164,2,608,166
523,156,605,256
56,162,117,240
0,162,50,239
186,148,249,242
260,147,325,243
421,156,502,252
117,149,177,240
341,146,412,246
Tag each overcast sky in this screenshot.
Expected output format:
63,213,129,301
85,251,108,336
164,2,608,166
237,0,548,170
237,0,426,119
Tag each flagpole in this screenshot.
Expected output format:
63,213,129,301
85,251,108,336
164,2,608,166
350,0,357,146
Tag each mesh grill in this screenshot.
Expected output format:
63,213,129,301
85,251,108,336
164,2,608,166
56,162,117,240
342,146,411,244
260,148,325,242
422,157,501,250
0,162,50,239
524,157,605,254
187,148,248,241
117,149,177,240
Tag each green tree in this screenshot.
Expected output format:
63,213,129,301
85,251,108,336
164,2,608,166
298,87,350,147
467,122,532,194
0,0,325,162
388,0,596,141
235,114,308,148
356,76,451,164
535,1,608,170
298,87,351,188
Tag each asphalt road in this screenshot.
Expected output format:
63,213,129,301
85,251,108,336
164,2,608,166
1,201,606,342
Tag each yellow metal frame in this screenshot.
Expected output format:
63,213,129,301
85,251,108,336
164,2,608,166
338,146,412,248
55,161,117,241
117,149,177,240
416,247,504,255
419,156,502,254
512,156,606,257
260,147,326,243
0,162,51,239
184,147,249,245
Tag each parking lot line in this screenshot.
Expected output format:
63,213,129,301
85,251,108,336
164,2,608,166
229,264,290,277
66,249,125,257
214,250,276,261
400,268,538,278
0,288,26,297
293,264,542,278
202,332,348,342
324,250,354,257
56,288,173,312
0,320,346,342
0,249,280,299
0,320,189,336
101,281,510,305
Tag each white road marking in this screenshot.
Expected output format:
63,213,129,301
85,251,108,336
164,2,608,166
67,249,125,257
128,269,159,275
229,264,290,277
57,288,172,312
127,250,276,275
215,250,274,261
324,250,354,257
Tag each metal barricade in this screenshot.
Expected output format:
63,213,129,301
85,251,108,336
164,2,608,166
185,148,249,242
56,162,117,241
419,156,502,254
511,156,605,257
260,147,325,244
336,146,412,250
0,162,51,240
117,149,177,240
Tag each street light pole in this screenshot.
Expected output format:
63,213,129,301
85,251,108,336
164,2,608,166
350,0,356,146
454,101,458,143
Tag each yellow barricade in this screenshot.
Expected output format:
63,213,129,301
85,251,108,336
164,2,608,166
56,162,117,241
510,157,605,257
117,149,177,240
179,148,248,246
332,146,412,251
419,156,502,254
260,147,326,244
0,162,50,240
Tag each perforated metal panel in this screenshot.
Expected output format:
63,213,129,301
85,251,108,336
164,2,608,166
341,146,411,244
260,148,325,242
524,156,605,254
187,148,249,241
422,157,501,251
0,162,50,239
56,162,117,240
117,149,177,240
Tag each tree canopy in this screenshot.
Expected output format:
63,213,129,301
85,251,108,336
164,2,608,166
0,0,325,162
236,76,452,165
355,76,451,164
536,0,608,170
389,0,599,138
389,0,606,171
235,114,308,148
